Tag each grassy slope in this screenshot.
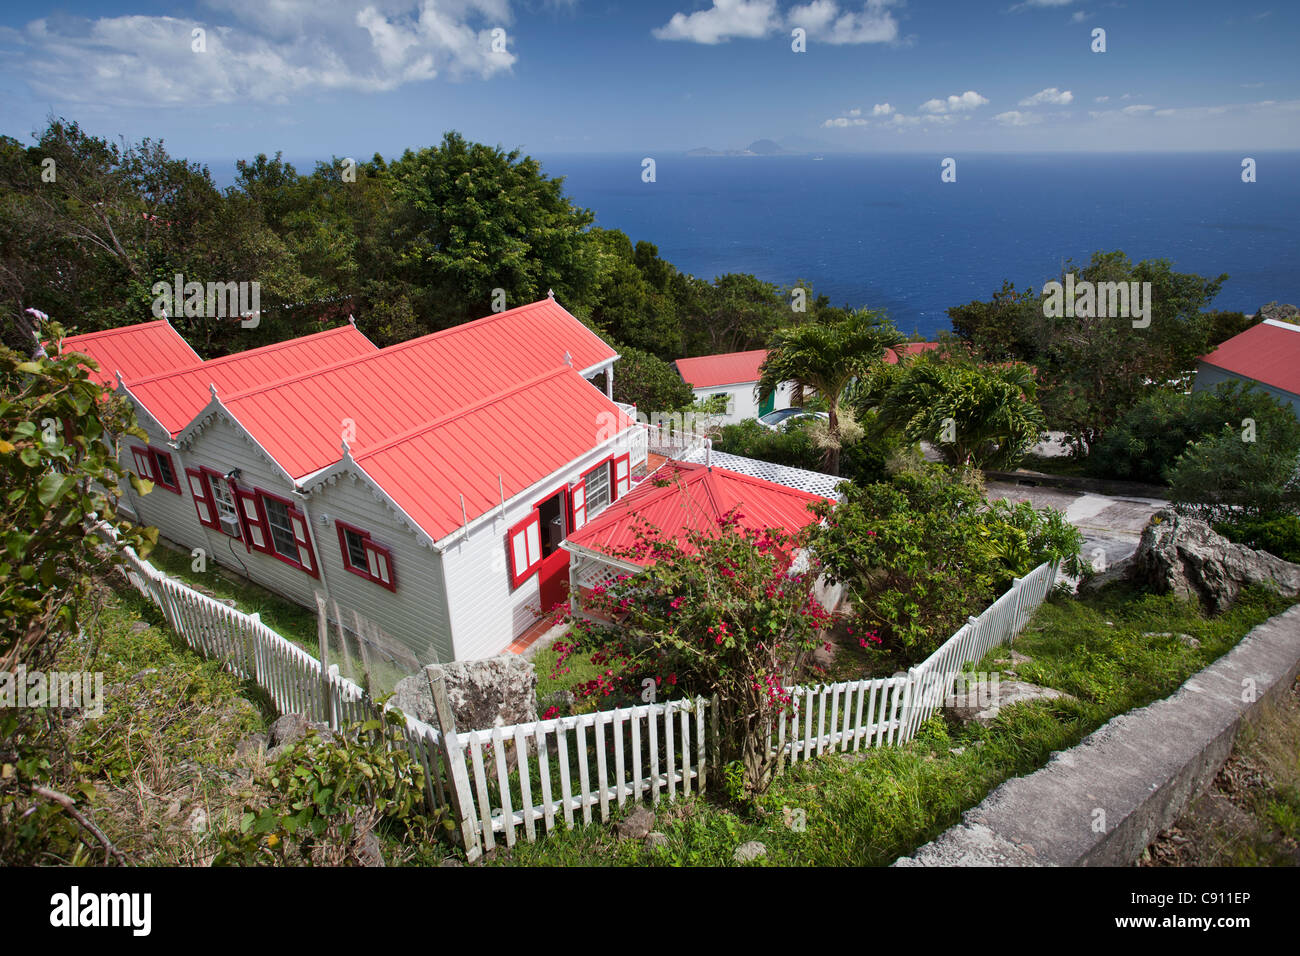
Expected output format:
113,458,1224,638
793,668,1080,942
60,579,271,865
484,584,1294,867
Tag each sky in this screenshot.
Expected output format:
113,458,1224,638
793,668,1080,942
0,0,1297,164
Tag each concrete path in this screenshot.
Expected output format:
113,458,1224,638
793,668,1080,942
985,480,1167,571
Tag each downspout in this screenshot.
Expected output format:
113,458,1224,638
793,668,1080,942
293,489,334,605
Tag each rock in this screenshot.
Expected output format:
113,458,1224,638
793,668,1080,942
268,713,310,749
944,679,1075,725
1010,649,1033,666
128,668,159,683
266,713,334,760
351,822,385,867
235,733,268,760
539,689,576,715
439,858,464,867
129,621,151,635
1127,509,1300,613
187,807,208,834
1257,301,1299,324
391,657,538,732
1143,632,1200,649
810,641,836,668
644,831,670,851
733,841,767,863
617,807,655,840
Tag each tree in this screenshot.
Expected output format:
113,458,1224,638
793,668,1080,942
1089,381,1296,485
1167,412,1300,525
868,352,1046,471
758,309,902,475
610,346,695,414
385,131,601,329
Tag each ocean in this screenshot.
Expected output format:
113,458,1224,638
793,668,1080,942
206,151,1300,339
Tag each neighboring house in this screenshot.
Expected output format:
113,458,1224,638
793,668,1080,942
59,298,643,665
883,341,940,364
673,349,796,425
1194,318,1300,418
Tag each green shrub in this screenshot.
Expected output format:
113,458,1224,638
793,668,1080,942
1214,515,1300,563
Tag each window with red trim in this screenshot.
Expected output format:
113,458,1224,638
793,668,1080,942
129,444,181,494
336,522,397,592
254,490,319,578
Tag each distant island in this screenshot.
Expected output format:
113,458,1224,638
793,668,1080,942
686,139,792,157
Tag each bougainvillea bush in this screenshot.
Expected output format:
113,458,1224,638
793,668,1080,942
564,511,830,797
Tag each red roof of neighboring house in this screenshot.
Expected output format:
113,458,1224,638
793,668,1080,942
56,320,201,388
1200,319,1300,396
126,324,378,436
883,341,940,364
353,367,635,542
214,300,620,479
674,350,767,389
565,461,829,566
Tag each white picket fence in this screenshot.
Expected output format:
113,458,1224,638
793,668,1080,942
103,521,1057,862
104,530,453,815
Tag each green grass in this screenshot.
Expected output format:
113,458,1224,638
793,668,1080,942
145,538,321,655
481,583,1294,867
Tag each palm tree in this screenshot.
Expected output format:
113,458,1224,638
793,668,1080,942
757,309,902,475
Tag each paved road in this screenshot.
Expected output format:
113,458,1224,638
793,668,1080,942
985,480,1167,573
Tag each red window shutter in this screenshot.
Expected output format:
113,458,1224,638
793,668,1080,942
612,453,631,500
570,479,587,531
237,487,270,553
185,468,219,529
130,446,153,481
288,508,319,578
364,540,397,591
507,512,542,588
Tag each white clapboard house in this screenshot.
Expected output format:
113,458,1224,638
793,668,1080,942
60,298,839,666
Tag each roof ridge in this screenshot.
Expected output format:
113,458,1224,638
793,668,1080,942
221,297,606,406
59,319,169,345
353,364,583,461
127,323,363,388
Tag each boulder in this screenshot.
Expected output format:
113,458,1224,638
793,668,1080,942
617,807,655,840
944,679,1074,725
1257,301,1299,324
390,656,538,732
266,713,335,760
1127,509,1300,613
733,841,767,863
644,831,670,851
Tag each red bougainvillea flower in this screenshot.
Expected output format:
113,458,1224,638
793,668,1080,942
542,705,560,720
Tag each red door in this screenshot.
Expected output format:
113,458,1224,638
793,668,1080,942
537,547,570,612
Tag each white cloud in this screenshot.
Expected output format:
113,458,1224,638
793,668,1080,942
8,2,516,107
919,90,989,113
1094,95,1109,103
822,115,869,127
788,0,899,45
1121,104,1155,114
994,110,1042,126
872,102,894,115
1069,10,1091,22
653,0,780,44
656,0,899,45
1020,87,1073,106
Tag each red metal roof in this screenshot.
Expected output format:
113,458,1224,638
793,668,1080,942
1200,320,1300,396
883,341,940,364
56,320,201,389
126,325,378,437
216,299,619,479
674,349,768,389
351,367,635,542
566,461,829,565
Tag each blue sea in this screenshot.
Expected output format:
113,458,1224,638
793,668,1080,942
209,151,1300,339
